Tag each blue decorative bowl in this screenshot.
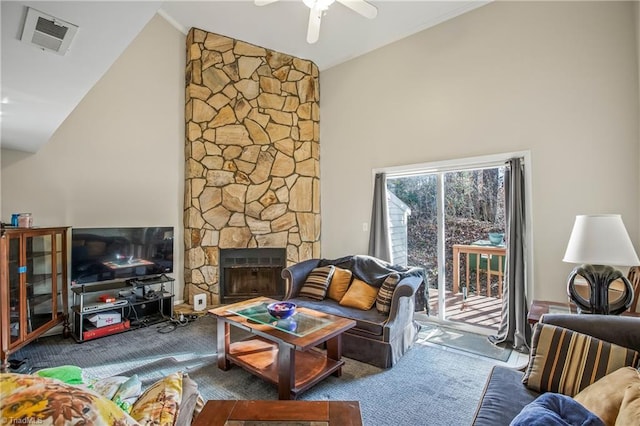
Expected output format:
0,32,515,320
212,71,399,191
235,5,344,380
267,302,296,319
488,232,504,245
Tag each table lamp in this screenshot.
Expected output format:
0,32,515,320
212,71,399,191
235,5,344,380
563,214,640,315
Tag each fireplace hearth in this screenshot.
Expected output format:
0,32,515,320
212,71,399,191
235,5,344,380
219,248,286,304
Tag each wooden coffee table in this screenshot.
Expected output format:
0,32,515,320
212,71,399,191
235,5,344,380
210,297,356,400
192,400,363,426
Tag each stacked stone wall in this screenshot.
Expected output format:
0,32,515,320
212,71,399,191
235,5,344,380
184,28,320,305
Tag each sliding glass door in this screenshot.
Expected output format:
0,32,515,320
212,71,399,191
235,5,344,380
386,165,506,331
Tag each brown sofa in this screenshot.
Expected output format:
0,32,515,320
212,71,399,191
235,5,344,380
281,255,426,368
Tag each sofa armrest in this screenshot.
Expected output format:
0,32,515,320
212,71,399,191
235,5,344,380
540,313,640,352
281,258,321,299
383,275,422,340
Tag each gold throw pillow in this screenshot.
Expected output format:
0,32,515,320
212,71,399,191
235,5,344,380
326,267,352,302
574,367,640,426
339,278,379,310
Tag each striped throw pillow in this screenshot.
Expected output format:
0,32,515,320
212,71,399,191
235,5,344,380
522,323,640,396
376,273,400,314
299,266,335,300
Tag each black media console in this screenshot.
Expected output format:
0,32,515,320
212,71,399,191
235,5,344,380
70,274,174,342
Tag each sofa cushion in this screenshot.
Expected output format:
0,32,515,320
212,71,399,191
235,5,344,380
326,267,352,302
573,367,640,426
289,297,387,336
340,278,379,310
522,323,640,396
376,273,400,314
472,365,539,426
299,266,335,300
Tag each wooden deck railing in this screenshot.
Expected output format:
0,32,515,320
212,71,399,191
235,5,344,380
452,244,506,298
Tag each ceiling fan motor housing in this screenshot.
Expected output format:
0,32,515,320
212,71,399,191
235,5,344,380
303,0,336,11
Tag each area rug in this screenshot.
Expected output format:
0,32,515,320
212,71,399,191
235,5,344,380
12,315,498,426
417,322,512,362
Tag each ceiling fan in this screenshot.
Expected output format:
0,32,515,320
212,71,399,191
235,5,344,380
255,0,378,44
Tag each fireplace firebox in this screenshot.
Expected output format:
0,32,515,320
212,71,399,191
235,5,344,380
219,248,286,304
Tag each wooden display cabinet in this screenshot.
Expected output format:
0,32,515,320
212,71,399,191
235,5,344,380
0,226,69,369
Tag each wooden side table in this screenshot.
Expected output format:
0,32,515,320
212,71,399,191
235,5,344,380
527,300,575,325
528,299,640,325
192,400,363,426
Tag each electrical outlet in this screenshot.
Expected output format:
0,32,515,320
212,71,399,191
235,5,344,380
193,293,207,311
362,222,369,232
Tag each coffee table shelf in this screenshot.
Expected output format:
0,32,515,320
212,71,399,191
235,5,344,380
228,336,344,397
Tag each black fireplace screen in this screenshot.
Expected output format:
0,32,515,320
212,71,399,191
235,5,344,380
219,248,286,304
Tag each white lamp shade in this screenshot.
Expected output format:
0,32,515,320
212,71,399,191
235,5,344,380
563,214,640,266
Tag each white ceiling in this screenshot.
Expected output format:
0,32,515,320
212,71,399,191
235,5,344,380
1,1,488,153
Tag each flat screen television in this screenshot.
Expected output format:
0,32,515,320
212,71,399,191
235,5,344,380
71,226,174,285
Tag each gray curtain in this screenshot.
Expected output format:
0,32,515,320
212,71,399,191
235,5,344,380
489,157,531,352
368,173,392,262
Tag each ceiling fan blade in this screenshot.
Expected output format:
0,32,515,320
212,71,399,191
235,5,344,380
336,0,377,19
307,7,322,44
255,0,281,6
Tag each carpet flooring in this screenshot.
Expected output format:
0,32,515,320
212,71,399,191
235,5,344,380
417,322,512,362
11,315,501,426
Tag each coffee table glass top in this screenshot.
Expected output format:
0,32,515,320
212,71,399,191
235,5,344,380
227,302,332,337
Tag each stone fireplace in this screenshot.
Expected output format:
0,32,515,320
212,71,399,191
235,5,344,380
183,28,320,306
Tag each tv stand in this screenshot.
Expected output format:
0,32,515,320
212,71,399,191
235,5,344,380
71,274,174,342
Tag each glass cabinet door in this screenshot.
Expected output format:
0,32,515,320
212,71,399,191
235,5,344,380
8,235,20,344
26,234,55,333
2,227,68,366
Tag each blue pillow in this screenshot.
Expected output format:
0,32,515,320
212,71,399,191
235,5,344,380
510,393,604,426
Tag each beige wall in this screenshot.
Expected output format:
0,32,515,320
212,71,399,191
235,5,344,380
320,1,640,302
637,0,640,234
2,2,639,305
1,15,186,300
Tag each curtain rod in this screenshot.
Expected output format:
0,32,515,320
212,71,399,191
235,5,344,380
375,151,528,178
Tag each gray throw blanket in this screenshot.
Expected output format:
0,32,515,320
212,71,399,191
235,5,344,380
318,255,429,312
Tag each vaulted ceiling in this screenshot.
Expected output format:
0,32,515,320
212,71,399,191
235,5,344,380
1,1,488,153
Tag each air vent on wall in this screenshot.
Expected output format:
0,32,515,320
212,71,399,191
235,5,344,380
21,7,78,55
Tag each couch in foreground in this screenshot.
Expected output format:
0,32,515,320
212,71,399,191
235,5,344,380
282,255,426,369
472,314,640,425
0,369,202,426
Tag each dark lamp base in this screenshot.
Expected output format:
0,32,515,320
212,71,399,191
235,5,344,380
567,264,634,315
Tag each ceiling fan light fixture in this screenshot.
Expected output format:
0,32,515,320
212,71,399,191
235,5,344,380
303,0,335,11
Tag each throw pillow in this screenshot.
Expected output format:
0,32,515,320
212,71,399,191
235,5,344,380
0,373,139,425
615,376,640,426
326,267,353,302
112,374,142,413
130,371,183,425
376,273,400,314
90,375,129,400
522,323,640,396
339,278,379,310
299,266,335,300
175,373,203,426
511,393,604,426
573,367,640,426
35,365,84,385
